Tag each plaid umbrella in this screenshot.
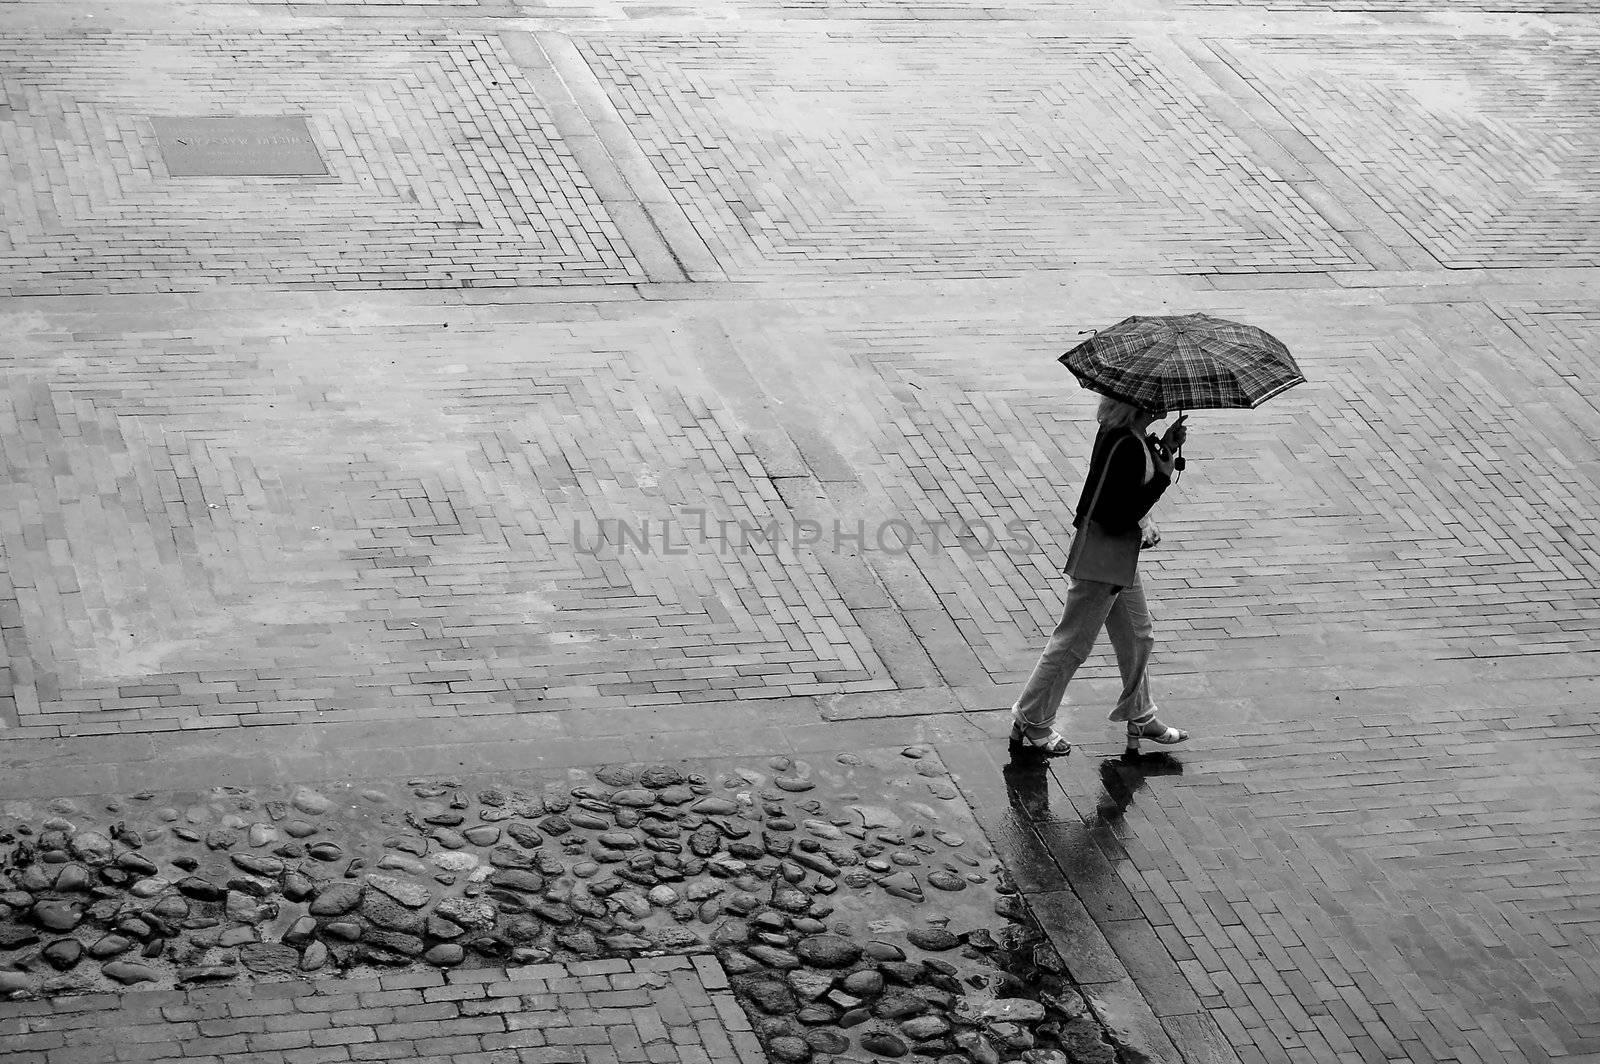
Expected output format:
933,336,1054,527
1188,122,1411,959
1059,313,1305,411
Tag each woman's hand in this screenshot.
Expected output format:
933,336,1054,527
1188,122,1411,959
1140,519,1161,549
1161,414,1188,452
1152,445,1178,479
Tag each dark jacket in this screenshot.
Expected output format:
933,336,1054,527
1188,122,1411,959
1072,426,1171,534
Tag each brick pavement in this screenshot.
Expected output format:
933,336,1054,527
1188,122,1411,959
1204,36,1600,270
4,0,1600,1063
1492,301,1600,395
0,27,644,296
0,310,889,737
946,686,1600,1064
0,956,761,1064
717,289,1600,695
573,32,1367,280
36,280,1600,736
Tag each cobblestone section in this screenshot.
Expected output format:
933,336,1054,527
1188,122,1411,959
0,316,885,737
574,33,1364,280
0,29,643,296
0,751,1127,1063
1208,36,1600,270
0,957,762,1064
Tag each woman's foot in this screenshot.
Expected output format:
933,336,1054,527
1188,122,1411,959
1010,726,1073,759
1125,712,1188,753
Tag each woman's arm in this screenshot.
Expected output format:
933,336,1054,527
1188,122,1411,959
1088,435,1172,534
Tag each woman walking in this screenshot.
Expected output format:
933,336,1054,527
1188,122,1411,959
1009,396,1191,759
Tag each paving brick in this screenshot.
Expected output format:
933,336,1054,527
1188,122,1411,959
249,1031,316,1052
688,957,728,993
483,1029,552,1051
515,1050,587,1064
412,1035,493,1055
546,1027,612,1046
424,984,491,1003
29,1046,117,1064
310,1028,378,1048
280,1047,354,1064
566,959,632,977
266,1012,333,1033
628,959,689,975
377,971,448,991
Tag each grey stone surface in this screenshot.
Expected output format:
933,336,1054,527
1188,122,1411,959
6,5,1596,1064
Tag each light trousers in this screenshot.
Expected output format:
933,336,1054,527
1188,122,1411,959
1013,575,1155,736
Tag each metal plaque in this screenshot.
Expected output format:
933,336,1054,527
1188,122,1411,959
152,116,328,177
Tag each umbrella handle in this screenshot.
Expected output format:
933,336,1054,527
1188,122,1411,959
1169,411,1187,477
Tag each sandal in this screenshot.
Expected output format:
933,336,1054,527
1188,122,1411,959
1009,728,1073,759
1126,712,1188,754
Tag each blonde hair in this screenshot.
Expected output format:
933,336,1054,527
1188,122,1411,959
1096,396,1148,429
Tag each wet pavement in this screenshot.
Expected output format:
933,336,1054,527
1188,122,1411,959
2,749,1124,1064
4,0,1600,1061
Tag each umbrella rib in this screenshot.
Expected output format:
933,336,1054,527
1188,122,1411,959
1246,374,1307,408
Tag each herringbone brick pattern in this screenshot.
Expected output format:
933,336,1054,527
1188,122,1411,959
1493,301,1600,390
767,296,1600,686
0,317,886,736
1209,36,1600,269
1035,691,1600,1064
0,29,642,296
574,33,1366,279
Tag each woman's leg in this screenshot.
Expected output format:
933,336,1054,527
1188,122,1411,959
1103,575,1155,723
1102,577,1187,748
1013,577,1119,738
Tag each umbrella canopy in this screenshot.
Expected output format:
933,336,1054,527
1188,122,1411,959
1059,313,1305,411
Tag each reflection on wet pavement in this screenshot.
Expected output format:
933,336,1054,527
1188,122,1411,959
1093,755,1184,824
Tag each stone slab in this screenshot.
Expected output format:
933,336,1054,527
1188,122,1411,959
151,116,328,178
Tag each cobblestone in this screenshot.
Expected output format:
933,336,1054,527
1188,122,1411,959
0,751,1131,1064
